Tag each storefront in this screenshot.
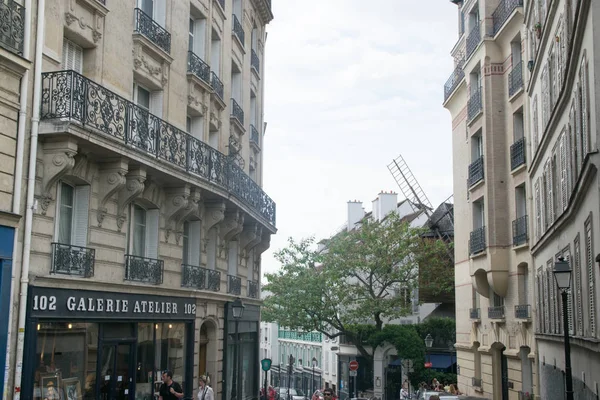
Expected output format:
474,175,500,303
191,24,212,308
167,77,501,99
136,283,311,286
22,286,196,400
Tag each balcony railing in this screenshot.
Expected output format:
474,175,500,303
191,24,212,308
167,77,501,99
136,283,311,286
211,72,224,102
125,254,164,284
251,49,260,73
467,86,482,121
217,0,225,11
510,137,526,170
468,156,484,187
181,264,208,289
230,98,244,125
96,0,106,4
515,304,531,319
188,51,211,84
466,23,481,59
470,308,481,319
469,226,486,255
40,71,276,226
492,0,524,35
512,214,528,246
232,14,245,46
207,269,221,291
250,124,259,147
488,306,505,319
443,58,465,102
0,0,25,55
472,377,482,388
228,274,242,295
134,8,171,54
248,280,259,298
51,243,95,278
508,60,524,97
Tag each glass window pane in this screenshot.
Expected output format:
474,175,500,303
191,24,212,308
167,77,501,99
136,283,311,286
133,205,146,257
155,323,186,389
59,183,74,244
182,221,189,265
136,323,155,399
141,0,153,17
137,86,150,110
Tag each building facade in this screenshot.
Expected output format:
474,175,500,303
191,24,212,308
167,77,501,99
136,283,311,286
1,0,275,399
275,328,323,396
525,0,600,398
444,0,536,399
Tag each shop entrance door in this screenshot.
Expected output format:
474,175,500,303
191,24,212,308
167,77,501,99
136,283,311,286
98,342,135,400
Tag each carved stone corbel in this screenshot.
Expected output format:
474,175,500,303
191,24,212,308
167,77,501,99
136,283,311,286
39,139,78,215
254,233,271,256
171,188,203,244
140,178,162,207
204,201,226,231
240,224,262,258
116,167,146,231
71,153,95,183
219,210,245,244
96,159,128,227
164,185,191,242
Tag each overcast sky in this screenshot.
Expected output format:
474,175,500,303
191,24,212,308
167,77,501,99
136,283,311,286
260,1,460,278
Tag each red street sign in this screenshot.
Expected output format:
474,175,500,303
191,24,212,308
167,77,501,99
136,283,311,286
424,362,433,368
349,360,359,371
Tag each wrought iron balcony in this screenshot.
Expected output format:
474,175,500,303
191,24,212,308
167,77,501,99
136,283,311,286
251,49,260,74
51,242,95,278
207,269,221,291
134,8,171,54
188,51,211,84
492,0,524,36
466,23,481,59
470,307,481,319
488,306,505,319
467,86,482,121
97,0,106,4
468,156,484,187
217,0,225,10
210,72,224,102
443,58,465,102
232,14,245,46
228,274,242,295
515,304,531,319
40,71,276,226
469,226,486,255
230,98,244,125
125,254,164,284
510,137,526,170
472,377,482,388
512,215,528,246
248,280,259,298
0,0,25,55
181,264,208,289
250,124,259,147
508,60,524,97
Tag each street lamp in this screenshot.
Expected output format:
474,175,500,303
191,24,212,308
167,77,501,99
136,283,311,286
231,298,245,400
312,357,318,397
553,258,574,400
424,334,433,365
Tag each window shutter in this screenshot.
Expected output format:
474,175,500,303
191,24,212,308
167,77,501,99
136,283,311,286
547,161,554,225
62,39,83,73
541,65,549,128
581,60,589,156
535,179,541,240
574,236,583,336
548,265,555,333
154,0,166,27
537,268,543,333
543,268,549,333
150,91,163,119
575,85,583,169
563,250,574,335
559,133,567,212
190,116,204,140
193,18,206,57
145,209,160,259
566,121,573,194
532,97,539,153
585,222,596,337
189,220,201,266
206,227,217,270
72,185,90,247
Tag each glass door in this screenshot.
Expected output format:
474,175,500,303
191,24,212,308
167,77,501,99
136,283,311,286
98,343,134,400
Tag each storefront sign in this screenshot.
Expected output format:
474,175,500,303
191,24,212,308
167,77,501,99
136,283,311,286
29,286,196,320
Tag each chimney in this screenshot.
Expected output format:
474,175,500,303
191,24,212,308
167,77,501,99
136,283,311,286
347,201,364,231
377,191,398,221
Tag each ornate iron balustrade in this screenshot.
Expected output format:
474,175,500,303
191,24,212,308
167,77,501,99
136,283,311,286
492,0,524,35
217,0,225,10
510,137,526,170
515,304,531,319
181,264,207,289
251,49,260,73
134,8,171,54
51,242,95,277
228,274,242,295
97,0,106,4
469,226,486,255
472,377,482,388
0,0,25,55
125,254,164,284
509,60,524,97
207,269,221,291
466,23,481,59
467,86,482,121
210,72,224,102
248,280,258,298
488,306,505,319
512,215,528,246
40,71,276,226
470,308,480,319
468,156,484,187
250,124,259,147
443,58,465,102
232,14,245,45
188,51,211,84
230,98,244,125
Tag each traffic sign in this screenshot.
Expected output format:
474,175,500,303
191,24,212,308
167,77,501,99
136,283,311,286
349,360,359,371
349,370,357,377
424,362,433,368
261,358,272,371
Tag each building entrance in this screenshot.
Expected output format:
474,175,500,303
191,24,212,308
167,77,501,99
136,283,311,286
99,342,135,400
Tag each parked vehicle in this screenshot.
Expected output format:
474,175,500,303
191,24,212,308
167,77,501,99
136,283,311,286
276,387,308,400
421,391,459,400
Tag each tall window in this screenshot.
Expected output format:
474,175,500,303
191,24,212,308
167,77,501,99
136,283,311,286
189,13,207,58
228,241,239,275
585,218,596,337
136,0,165,27
473,198,484,229
187,115,204,141
134,83,162,118
57,182,90,247
182,220,202,266
231,62,242,104
211,29,221,75
62,39,83,73
130,204,159,259
574,235,584,336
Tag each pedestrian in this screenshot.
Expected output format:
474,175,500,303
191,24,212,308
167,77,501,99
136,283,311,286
198,375,214,400
159,370,184,400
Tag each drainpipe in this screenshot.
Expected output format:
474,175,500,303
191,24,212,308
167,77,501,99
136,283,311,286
3,0,32,396
13,0,45,397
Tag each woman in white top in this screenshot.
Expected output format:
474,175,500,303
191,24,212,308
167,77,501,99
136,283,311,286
198,375,214,400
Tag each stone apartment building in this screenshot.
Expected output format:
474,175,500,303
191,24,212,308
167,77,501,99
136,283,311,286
0,0,275,399
444,0,536,399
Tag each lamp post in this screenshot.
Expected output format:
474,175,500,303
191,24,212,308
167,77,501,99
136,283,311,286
424,334,433,365
231,298,245,400
554,258,574,400
312,357,318,397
